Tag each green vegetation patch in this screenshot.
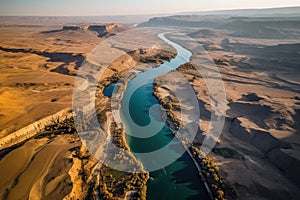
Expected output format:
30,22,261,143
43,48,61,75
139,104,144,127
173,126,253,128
190,145,238,200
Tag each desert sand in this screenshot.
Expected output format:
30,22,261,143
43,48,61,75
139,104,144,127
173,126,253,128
1,10,300,200
0,23,129,137
0,23,176,199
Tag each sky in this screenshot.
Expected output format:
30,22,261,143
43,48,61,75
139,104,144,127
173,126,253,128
0,0,299,16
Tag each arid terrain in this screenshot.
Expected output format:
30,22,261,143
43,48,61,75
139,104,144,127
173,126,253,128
0,22,175,200
1,6,300,200
152,15,300,199
0,22,130,137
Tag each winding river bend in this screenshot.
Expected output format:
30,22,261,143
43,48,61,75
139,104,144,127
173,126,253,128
105,33,209,199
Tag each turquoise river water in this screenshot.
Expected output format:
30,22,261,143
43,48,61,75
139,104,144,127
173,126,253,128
104,33,209,200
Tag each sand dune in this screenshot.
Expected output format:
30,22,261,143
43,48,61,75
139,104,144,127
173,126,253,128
0,134,80,200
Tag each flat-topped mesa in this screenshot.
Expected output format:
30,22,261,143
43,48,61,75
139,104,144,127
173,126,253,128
62,25,84,31
41,24,124,37
41,25,84,34
88,24,118,30
87,23,119,37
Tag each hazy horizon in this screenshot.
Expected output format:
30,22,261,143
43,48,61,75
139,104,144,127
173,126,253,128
0,0,300,16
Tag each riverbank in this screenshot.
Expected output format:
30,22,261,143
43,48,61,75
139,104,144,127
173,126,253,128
0,36,176,200
116,33,211,200
96,43,177,199
151,88,214,198
153,80,235,200
152,58,300,199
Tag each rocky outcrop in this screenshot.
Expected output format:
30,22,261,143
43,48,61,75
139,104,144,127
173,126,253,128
41,25,84,33
0,108,72,150
231,118,286,153
62,25,83,31
41,23,125,38
87,24,119,37
230,116,300,188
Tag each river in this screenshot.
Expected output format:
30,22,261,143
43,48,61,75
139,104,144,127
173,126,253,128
104,33,209,200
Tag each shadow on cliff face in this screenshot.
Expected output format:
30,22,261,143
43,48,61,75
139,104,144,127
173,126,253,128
0,46,85,76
